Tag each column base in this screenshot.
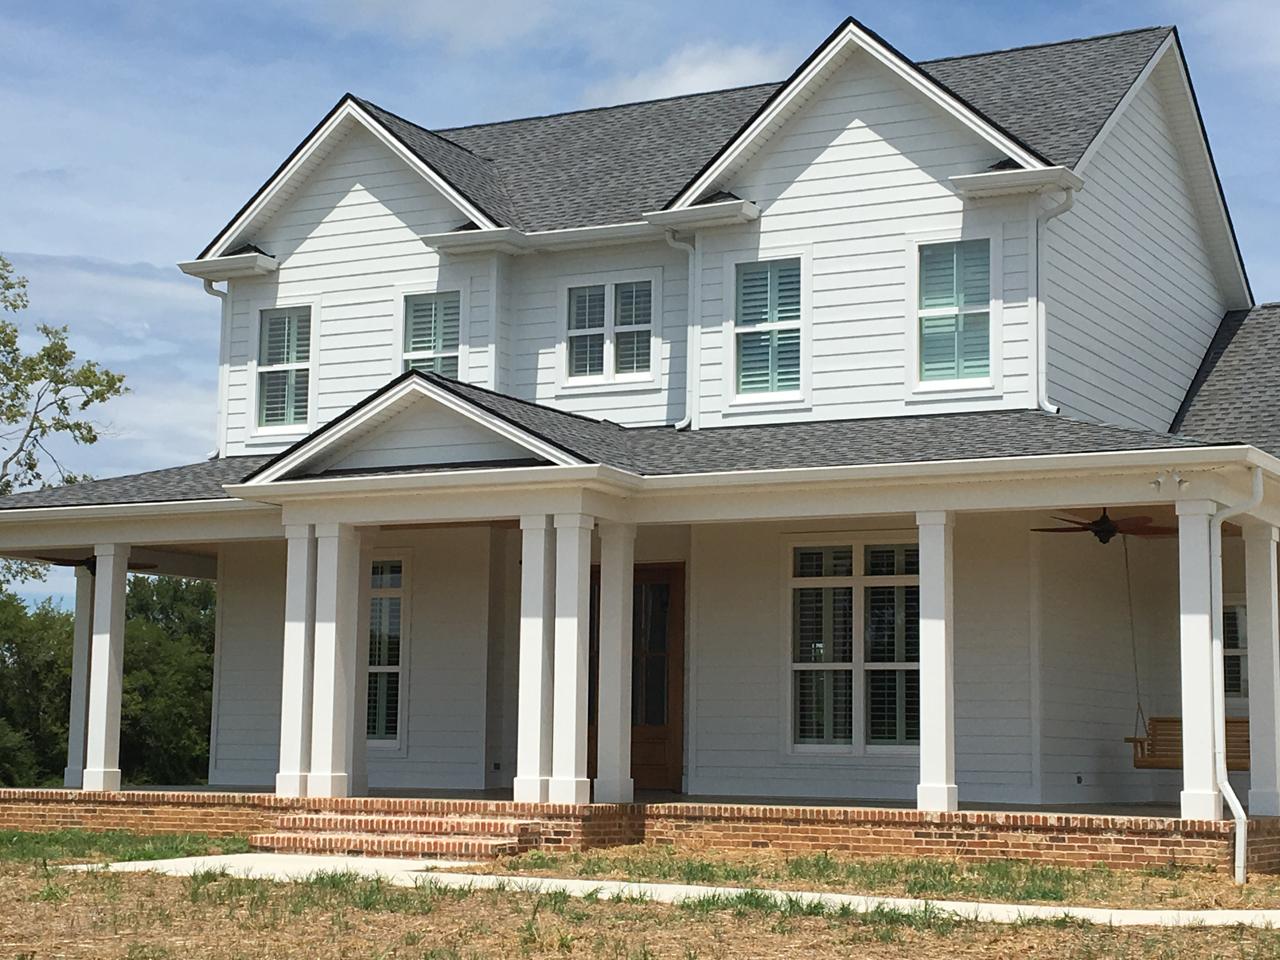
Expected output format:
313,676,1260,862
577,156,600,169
275,772,309,798
513,776,550,803
63,767,84,790
547,776,591,804
592,777,634,804
916,782,958,812
81,768,121,792
306,772,350,798
1180,788,1224,820
1250,789,1280,818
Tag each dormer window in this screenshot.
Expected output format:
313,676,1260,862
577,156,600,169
257,306,311,427
404,291,461,378
917,240,990,382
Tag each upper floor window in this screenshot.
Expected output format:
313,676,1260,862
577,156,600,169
257,306,311,427
918,239,990,382
565,278,654,382
404,291,460,378
736,258,801,394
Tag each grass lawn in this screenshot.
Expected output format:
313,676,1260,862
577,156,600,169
2,830,1280,958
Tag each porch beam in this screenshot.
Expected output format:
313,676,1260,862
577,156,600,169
1243,519,1280,815
63,566,94,788
82,544,130,792
276,524,317,797
307,523,362,798
514,515,556,803
916,511,957,812
1176,499,1223,820
549,513,593,804
595,521,636,804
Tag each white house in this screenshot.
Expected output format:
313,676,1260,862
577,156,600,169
3,18,1279,831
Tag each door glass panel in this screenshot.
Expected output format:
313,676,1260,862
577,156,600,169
632,582,671,727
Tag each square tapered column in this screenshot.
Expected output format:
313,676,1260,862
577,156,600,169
916,511,957,811
1177,499,1222,820
308,523,362,798
82,544,130,792
63,566,95,788
595,522,636,803
276,525,317,797
549,513,593,804
514,515,556,802
1244,520,1280,815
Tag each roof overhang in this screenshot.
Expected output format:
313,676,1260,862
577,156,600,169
949,166,1085,200
177,251,278,282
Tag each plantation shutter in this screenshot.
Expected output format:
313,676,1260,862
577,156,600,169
567,285,606,377
735,258,802,394
918,240,990,381
257,307,311,427
614,280,652,375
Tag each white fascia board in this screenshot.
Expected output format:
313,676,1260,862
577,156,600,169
177,252,278,281
243,377,583,485
204,100,499,260
422,221,662,255
669,20,1046,210
949,166,1085,199
642,199,761,229
0,497,273,525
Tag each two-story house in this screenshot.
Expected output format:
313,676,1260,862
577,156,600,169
4,16,1280,864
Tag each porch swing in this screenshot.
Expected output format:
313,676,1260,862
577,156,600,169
1031,511,1251,770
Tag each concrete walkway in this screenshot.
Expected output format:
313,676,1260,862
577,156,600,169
66,853,1280,928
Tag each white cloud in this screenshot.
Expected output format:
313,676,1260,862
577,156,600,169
585,41,796,107
276,0,568,51
1170,0,1280,71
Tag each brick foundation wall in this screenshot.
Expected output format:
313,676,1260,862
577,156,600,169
2,789,1277,873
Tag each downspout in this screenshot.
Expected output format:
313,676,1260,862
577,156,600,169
201,279,228,460
665,229,698,430
1033,188,1075,414
1211,465,1263,884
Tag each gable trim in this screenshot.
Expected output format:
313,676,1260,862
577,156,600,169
198,96,501,261
666,16,1049,210
242,372,583,485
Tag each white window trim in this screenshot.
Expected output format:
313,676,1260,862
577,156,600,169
1225,592,1248,713
555,267,663,394
722,246,813,414
778,530,920,761
904,229,1004,402
392,282,470,379
246,296,321,445
362,549,411,755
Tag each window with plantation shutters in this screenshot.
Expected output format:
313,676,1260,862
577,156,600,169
562,274,657,385
257,306,311,427
1224,603,1248,699
367,558,407,745
788,540,920,749
917,240,991,382
735,258,802,394
403,291,461,378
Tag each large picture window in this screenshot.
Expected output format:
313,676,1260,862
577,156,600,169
257,306,311,427
788,541,919,748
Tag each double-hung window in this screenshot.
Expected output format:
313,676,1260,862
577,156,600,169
917,239,991,382
257,306,311,428
789,541,919,748
404,291,461,378
1224,603,1248,700
367,558,406,745
564,277,655,382
736,258,801,394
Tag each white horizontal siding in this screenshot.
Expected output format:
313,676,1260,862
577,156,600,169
325,400,531,472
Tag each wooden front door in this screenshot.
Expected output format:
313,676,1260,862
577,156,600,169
588,563,685,792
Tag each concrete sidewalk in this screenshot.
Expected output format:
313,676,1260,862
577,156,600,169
66,853,1280,929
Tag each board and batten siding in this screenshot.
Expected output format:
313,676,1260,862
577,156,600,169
221,125,498,457
694,50,1035,427
1044,65,1226,432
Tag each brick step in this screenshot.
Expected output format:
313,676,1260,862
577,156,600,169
248,830,522,859
274,812,543,840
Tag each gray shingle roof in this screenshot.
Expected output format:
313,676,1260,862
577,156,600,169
357,26,1170,232
1174,304,1280,457
0,456,274,511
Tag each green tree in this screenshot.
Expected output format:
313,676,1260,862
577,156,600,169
0,591,73,785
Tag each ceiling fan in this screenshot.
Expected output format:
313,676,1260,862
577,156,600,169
1032,508,1177,545
35,556,159,575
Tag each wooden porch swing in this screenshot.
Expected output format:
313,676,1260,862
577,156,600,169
1125,716,1251,770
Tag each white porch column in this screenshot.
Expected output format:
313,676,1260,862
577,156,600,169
1177,499,1223,819
514,515,556,802
1244,519,1280,815
82,544,130,792
276,524,317,797
549,513,593,804
308,523,361,798
916,511,957,812
63,566,95,788
595,521,636,803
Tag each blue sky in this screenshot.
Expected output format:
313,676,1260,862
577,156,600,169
2,0,1277,605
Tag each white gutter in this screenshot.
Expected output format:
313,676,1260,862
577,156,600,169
200,280,229,460
665,230,699,430
1034,187,1076,414
1211,465,1263,884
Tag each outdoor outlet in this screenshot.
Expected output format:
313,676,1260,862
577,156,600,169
1076,775,1084,784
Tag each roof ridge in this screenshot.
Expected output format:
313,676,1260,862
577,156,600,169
920,24,1171,66
355,96,494,162
421,372,627,431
